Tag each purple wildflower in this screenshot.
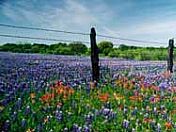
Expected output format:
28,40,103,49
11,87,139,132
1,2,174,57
85,113,94,125
72,124,82,132
21,118,26,128
83,125,91,132
25,105,31,115
3,120,10,131
159,82,169,90
55,110,63,122
16,98,22,110
122,119,129,129
156,123,161,132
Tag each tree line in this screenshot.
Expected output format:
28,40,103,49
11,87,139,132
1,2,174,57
0,41,174,60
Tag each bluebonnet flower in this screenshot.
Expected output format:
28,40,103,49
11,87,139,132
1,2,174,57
16,98,22,110
156,123,161,132
94,109,100,117
104,102,111,109
132,128,136,132
153,107,158,116
99,107,117,121
3,120,10,131
1,98,9,106
85,113,94,125
46,115,53,122
102,108,110,116
150,120,156,130
63,127,68,132
123,106,128,118
161,110,168,120
131,107,138,116
11,111,17,121
83,125,91,132
36,124,43,132
72,124,82,132
160,105,165,111
109,111,117,120
159,82,169,90
122,119,129,129
72,124,79,131
78,127,82,132
55,110,63,122
21,118,27,128
25,105,31,115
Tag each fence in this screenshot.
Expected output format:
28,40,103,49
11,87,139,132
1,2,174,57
0,23,174,82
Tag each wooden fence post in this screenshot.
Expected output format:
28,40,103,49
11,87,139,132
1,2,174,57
90,27,99,82
167,39,174,73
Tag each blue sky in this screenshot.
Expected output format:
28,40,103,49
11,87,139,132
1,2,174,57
0,0,176,47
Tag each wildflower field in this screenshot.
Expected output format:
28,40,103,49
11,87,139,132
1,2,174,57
0,52,176,131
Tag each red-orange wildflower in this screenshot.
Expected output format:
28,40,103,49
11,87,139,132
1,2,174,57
113,93,124,100
40,93,55,103
143,118,153,123
150,85,160,91
98,93,109,102
150,95,160,103
30,93,36,99
171,109,176,115
129,96,142,101
165,122,172,130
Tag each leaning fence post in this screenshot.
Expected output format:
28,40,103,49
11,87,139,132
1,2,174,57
167,39,174,73
90,27,99,82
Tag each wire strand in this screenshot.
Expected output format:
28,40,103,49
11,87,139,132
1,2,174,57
0,23,89,36
0,23,167,45
0,34,90,44
97,34,166,45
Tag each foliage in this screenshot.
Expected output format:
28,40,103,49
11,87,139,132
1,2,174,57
98,41,113,56
0,42,87,56
68,42,88,55
108,45,168,61
0,41,173,60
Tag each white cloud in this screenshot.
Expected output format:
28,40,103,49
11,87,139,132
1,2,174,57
2,2,23,22
1,0,174,47
1,0,117,45
127,21,176,36
96,18,176,47
47,0,98,30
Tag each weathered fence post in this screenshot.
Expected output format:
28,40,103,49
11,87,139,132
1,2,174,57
90,27,99,82
167,39,174,73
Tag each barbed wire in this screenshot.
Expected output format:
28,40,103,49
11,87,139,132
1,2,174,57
0,23,89,36
0,34,90,44
0,23,167,45
97,35,166,45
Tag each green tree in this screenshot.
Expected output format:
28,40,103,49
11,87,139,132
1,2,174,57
98,41,113,56
48,43,68,54
31,44,49,53
56,47,73,55
68,42,88,55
